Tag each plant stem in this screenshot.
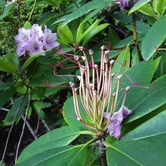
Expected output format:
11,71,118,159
28,0,37,22
132,13,143,61
99,139,107,166
15,93,31,164
17,0,21,28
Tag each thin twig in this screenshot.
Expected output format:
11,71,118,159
35,100,43,134
132,13,143,61
0,108,37,140
15,94,31,164
0,94,28,166
109,24,127,36
41,119,50,132
22,115,37,140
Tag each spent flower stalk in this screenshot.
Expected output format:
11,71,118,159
44,42,154,138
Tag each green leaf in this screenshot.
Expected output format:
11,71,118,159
82,23,109,46
0,87,16,108
156,0,166,14
63,96,90,130
125,21,150,34
34,87,46,99
18,126,81,162
141,13,166,60
57,24,74,44
106,111,166,165
76,22,84,43
0,82,14,91
112,45,130,92
3,95,28,126
77,19,101,45
17,145,88,166
111,13,132,23
139,3,157,18
0,0,6,7
129,0,151,14
30,67,69,87
4,52,19,70
23,21,32,29
22,51,47,71
108,28,120,47
114,34,145,48
32,101,46,119
0,3,14,20
53,0,114,26
0,59,17,73
125,111,166,140
126,73,166,123
115,59,160,112
106,134,166,166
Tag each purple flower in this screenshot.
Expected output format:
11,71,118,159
104,105,133,138
15,24,59,57
15,28,31,56
43,26,59,50
26,38,44,56
114,0,129,11
31,24,44,38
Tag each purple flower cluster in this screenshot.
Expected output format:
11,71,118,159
5,0,17,7
114,0,129,11
15,24,59,57
104,105,133,138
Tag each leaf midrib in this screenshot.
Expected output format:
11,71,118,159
108,144,143,166
132,86,166,111
33,145,84,166
26,132,80,150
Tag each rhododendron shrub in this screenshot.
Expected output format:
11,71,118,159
1,0,166,165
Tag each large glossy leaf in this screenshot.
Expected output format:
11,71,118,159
0,0,6,7
139,3,157,18
114,34,145,48
63,96,89,130
156,0,166,14
106,111,166,165
126,73,166,123
0,59,17,73
77,19,101,45
16,145,87,166
129,0,151,14
107,134,166,166
82,23,109,46
57,24,74,44
115,59,160,111
124,111,166,140
141,13,166,60
0,87,16,108
111,13,132,23
3,95,28,126
18,126,81,162
125,21,150,34
22,51,49,71
4,52,19,70
0,82,14,91
53,0,114,26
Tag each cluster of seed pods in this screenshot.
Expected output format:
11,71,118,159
43,43,154,137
